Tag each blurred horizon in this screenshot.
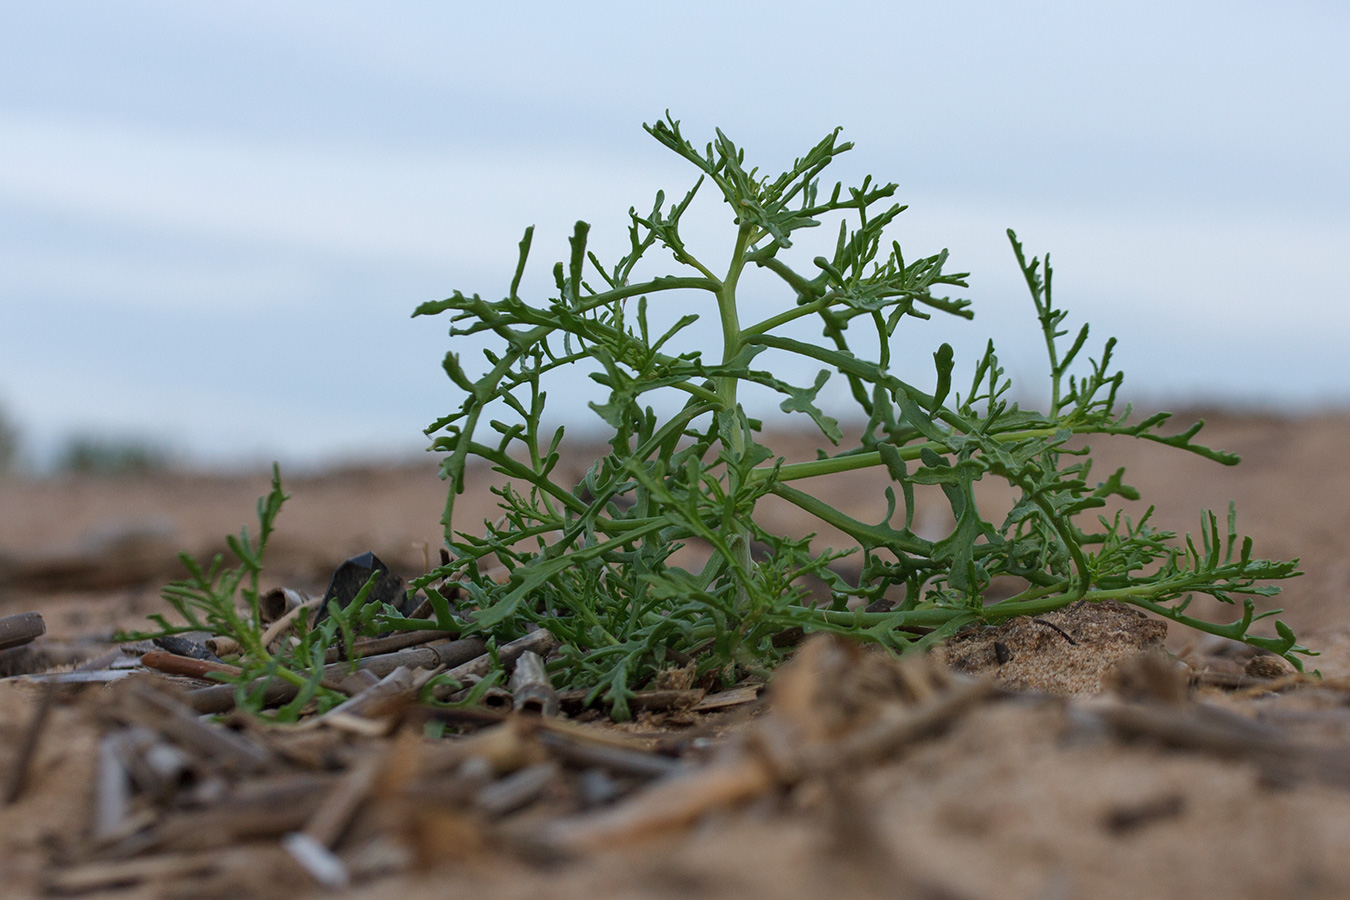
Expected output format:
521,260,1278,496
3,2,1348,470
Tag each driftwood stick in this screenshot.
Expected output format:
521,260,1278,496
320,666,439,735
144,649,349,694
259,593,324,648
417,716,548,776
539,755,775,852
533,715,662,753
692,684,762,711
40,849,226,895
282,833,350,891
629,689,706,712
1096,698,1291,757
537,670,997,853
0,610,45,651
1094,698,1350,788
536,729,683,779
301,751,385,848
440,675,515,710
117,726,192,803
75,648,130,672
509,650,558,716
555,687,708,714
326,629,456,663
187,638,488,714
110,773,337,858
141,651,244,681
186,675,299,714
93,734,132,840
19,669,133,684
354,638,488,678
124,683,274,773
802,676,998,775
475,761,561,817
2,682,57,804
326,665,435,718
431,630,556,700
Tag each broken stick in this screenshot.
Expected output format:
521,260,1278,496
0,610,45,652
186,637,489,714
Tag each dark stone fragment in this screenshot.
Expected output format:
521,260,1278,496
314,551,409,622
153,634,222,662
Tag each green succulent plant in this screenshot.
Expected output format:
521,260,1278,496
396,114,1306,718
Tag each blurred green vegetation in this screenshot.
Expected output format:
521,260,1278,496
0,403,18,473
57,435,173,476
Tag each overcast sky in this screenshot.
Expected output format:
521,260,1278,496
2,1,1347,468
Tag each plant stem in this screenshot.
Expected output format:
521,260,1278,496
718,223,755,612
716,224,753,422
746,418,1228,487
